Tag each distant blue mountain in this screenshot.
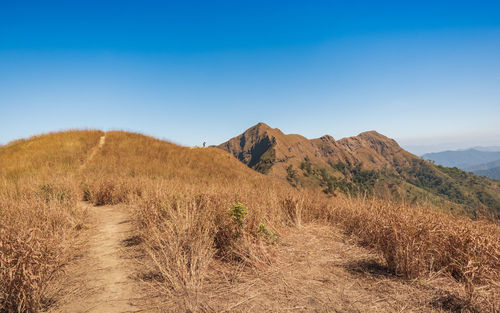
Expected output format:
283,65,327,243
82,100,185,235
422,149,500,169
422,149,500,180
473,167,500,180
467,158,500,171
467,159,500,180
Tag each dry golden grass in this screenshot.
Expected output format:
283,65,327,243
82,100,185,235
0,130,102,312
326,196,500,309
80,131,499,312
1,130,499,312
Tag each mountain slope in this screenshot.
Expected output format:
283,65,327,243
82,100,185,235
219,123,500,217
218,122,416,177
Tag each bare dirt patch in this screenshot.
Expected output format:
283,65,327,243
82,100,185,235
46,202,145,313
193,224,470,312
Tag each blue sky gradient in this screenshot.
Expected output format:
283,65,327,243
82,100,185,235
1,1,499,153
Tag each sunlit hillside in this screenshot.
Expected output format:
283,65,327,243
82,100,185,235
0,131,103,312
219,123,500,217
1,131,499,312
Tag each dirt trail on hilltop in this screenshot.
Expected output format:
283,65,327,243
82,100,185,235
48,135,146,312
80,135,106,170
48,203,144,313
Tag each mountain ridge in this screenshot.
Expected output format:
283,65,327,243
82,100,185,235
219,123,500,217
218,122,416,177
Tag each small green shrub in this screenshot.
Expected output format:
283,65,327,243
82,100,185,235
213,202,249,259
228,202,248,227
257,222,278,244
38,183,71,204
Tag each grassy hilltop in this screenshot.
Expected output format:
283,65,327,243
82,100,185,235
1,130,499,312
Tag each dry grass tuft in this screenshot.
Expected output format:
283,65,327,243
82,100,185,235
325,195,500,309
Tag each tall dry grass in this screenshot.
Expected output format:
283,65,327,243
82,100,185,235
326,196,499,306
80,131,499,311
0,130,102,312
1,130,499,312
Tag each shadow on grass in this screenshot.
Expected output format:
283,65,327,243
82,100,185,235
429,291,480,313
344,258,396,278
140,271,165,283
122,235,143,247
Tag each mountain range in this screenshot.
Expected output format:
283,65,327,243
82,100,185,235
422,149,500,180
219,123,500,217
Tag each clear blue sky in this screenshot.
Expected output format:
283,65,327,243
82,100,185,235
1,1,499,153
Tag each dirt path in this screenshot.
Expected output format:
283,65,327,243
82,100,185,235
48,134,146,312
80,135,106,170
48,203,143,313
